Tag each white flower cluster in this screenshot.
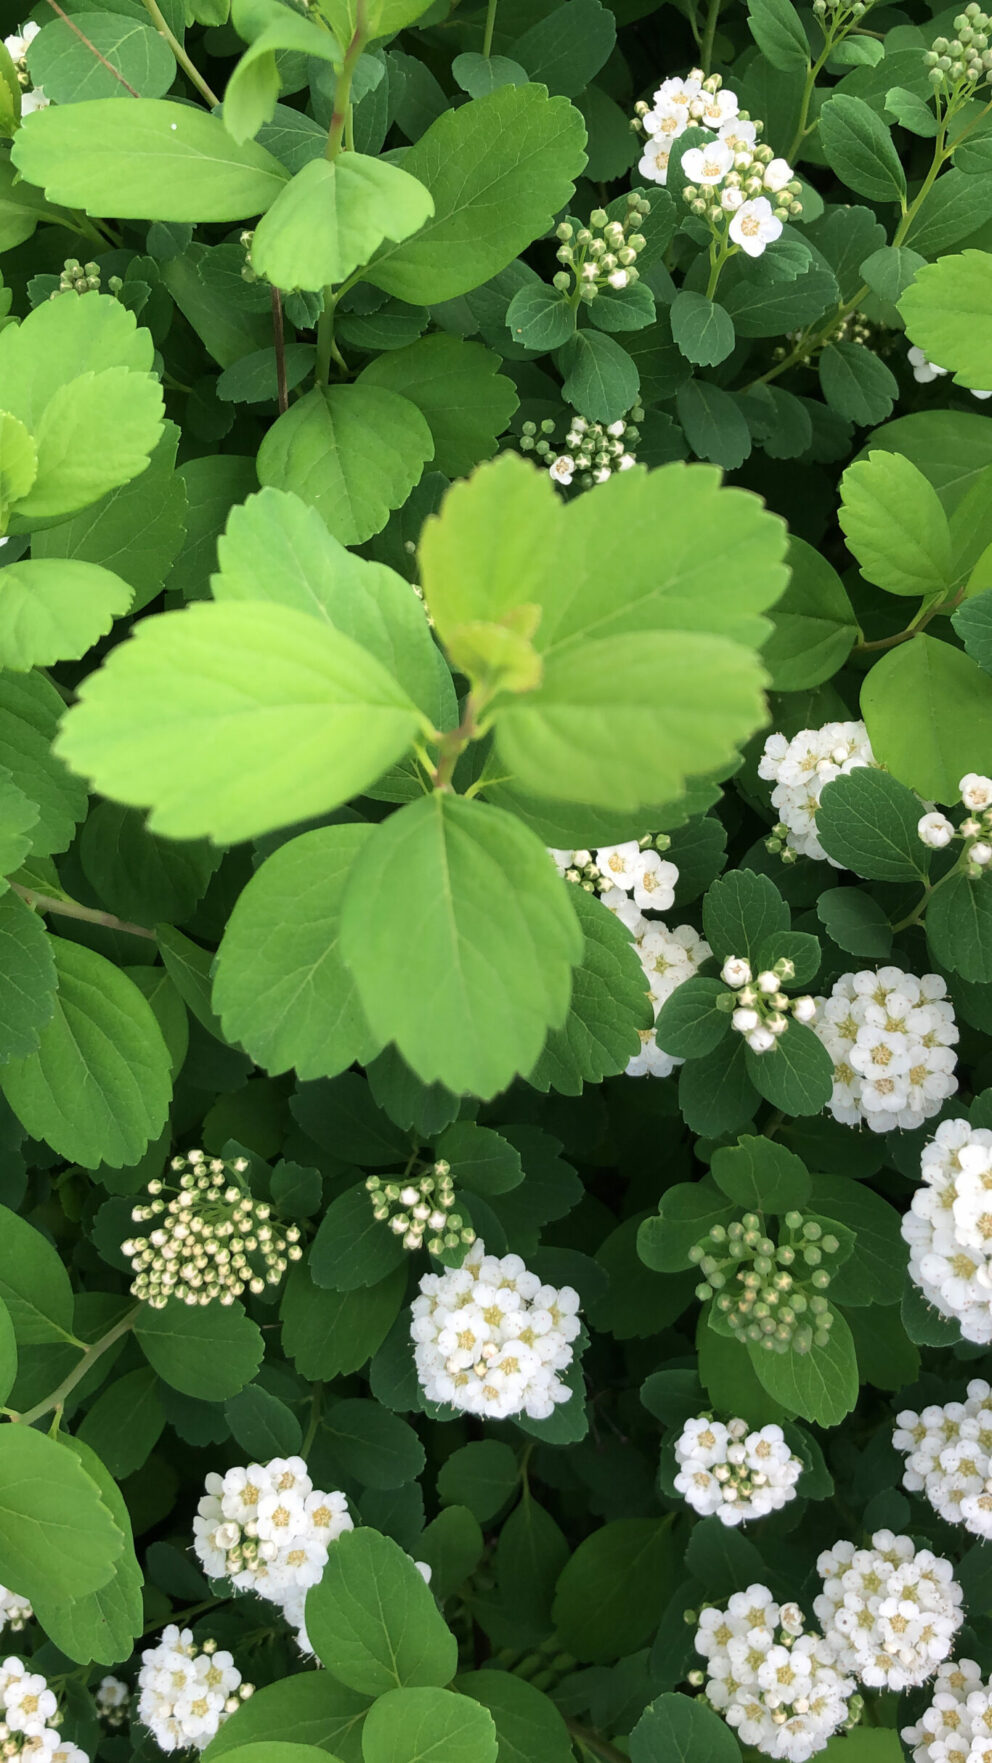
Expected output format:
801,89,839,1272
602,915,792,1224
919,774,992,872
95,1677,128,1729
411,1239,581,1421
814,1532,963,1690
137,1627,251,1755
695,1586,857,1761
674,1416,802,1525
0,1656,86,1763
193,1455,352,1649
721,956,817,1055
894,1381,992,1540
630,919,712,1077
903,1118,992,1343
759,721,876,864
908,344,992,399
546,415,640,489
903,1657,992,1763
123,1149,302,1308
812,967,958,1132
0,1587,32,1635
3,23,48,114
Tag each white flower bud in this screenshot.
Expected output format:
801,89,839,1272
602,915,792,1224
722,956,752,987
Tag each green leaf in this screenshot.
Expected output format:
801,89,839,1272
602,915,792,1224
670,292,736,368
860,243,927,301
511,0,616,97
899,250,992,391
437,1442,519,1523
250,155,433,293
678,1034,758,1137
761,537,858,691
0,940,170,1168
0,1198,76,1347
555,330,640,424
432,1123,523,1197
257,384,434,546
25,12,176,102
928,871,992,984
746,0,810,70
135,1298,263,1399
904,167,992,259
711,1136,811,1213
0,891,56,1062
816,887,894,958
744,1021,834,1116
552,1518,678,1663
652,977,729,1060
861,632,992,802
452,53,529,98
676,379,751,470
338,793,582,1098
527,884,652,1094
839,450,952,598
505,284,576,351
458,1670,574,1763
748,1306,860,1425
361,1688,496,1763
0,413,36,528
56,601,425,843
223,2,344,145
630,1693,742,1763
29,1431,143,1666
365,86,586,304
213,824,382,1080
0,559,131,671
359,335,518,478
306,1528,458,1695
310,1185,406,1292
0,1427,123,1603
816,768,931,881
720,259,839,338
281,1261,406,1380
224,1384,303,1460
78,802,219,928
819,343,897,427
818,94,906,202
201,1674,371,1763
76,1366,165,1479
637,1180,734,1274
702,870,789,963
808,1172,906,1306
11,98,290,222
321,1398,425,1490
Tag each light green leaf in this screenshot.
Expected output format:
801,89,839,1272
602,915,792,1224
359,334,518,478
338,793,582,1098
365,85,587,304
201,1674,370,1763
0,891,56,1062
0,940,171,1168
318,0,435,38
213,824,382,1080
306,1528,458,1695
418,452,562,646
0,1196,76,1346
631,1693,742,1763
839,450,952,598
527,884,652,1094
11,98,289,222
761,536,857,690
0,674,83,859
0,412,36,528
818,94,906,202
0,1427,123,1604
361,1687,496,1763
748,1306,860,1425
257,383,434,546
0,559,131,670
31,1432,144,1666
899,250,992,391
251,154,433,292
135,1298,263,1399
816,767,931,881
552,1518,678,1663
26,13,176,102
224,2,343,146
56,601,425,843
861,632,992,802
13,365,164,526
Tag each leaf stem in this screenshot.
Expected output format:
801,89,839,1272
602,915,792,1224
482,0,499,57
140,0,220,107
270,285,289,414
13,883,156,941
564,1719,629,1763
699,0,723,74
432,695,483,791
890,852,966,934
325,1,368,161
302,1383,323,1457
6,1306,141,1427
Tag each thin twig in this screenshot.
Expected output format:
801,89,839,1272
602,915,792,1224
13,883,157,941
140,0,220,108
44,0,141,96
271,285,289,415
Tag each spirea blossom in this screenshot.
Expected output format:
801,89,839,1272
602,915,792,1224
908,344,992,399
3,24,49,113
94,1677,129,1729
629,919,711,1077
902,1657,992,1763
758,721,876,863
411,1239,581,1421
894,1381,992,1540
812,967,958,1132
193,1456,352,1614
902,1119,992,1343
123,1149,302,1308
814,1531,963,1690
136,1628,251,1754
695,1586,857,1760
674,1417,802,1524
0,1655,87,1763
0,1588,32,1635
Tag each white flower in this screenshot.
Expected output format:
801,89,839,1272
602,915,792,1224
629,850,678,912
720,185,744,212
719,118,758,151
918,811,955,849
596,841,641,891
902,1119,992,1343
638,141,674,184
3,21,40,60
18,86,49,114
722,957,751,987
96,1675,129,1728
747,1026,776,1053
793,996,816,1025
193,1460,352,1610
763,156,794,190
973,840,992,866
628,920,711,1079
0,1585,32,1634
548,455,574,486
894,1381,992,1540
961,773,992,812
813,967,958,1134
696,1585,856,1759
815,1532,963,1691
908,345,949,384
692,87,739,128
675,1417,802,1525
137,1626,251,1754
758,721,876,863
0,1656,88,1763
902,1657,992,1763
411,1240,580,1422
729,196,783,257
682,139,734,185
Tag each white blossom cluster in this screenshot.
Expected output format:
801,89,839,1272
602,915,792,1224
811,967,958,1132
919,774,992,872
0,1656,87,1763
674,1417,803,1524
721,955,817,1055
0,1588,32,1636
546,415,639,489
3,24,48,114
695,1586,857,1761
94,1677,128,1729
122,1149,302,1308
630,919,712,1077
366,1160,474,1256
894,1381,992,1540
908,344,992,399
902,1657,992,1763
193,1455,352,1651
411,1239,581,1421
137,1627,251,1754
758,721,876,863
902,1118,992,1343
814,1532,963,1690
